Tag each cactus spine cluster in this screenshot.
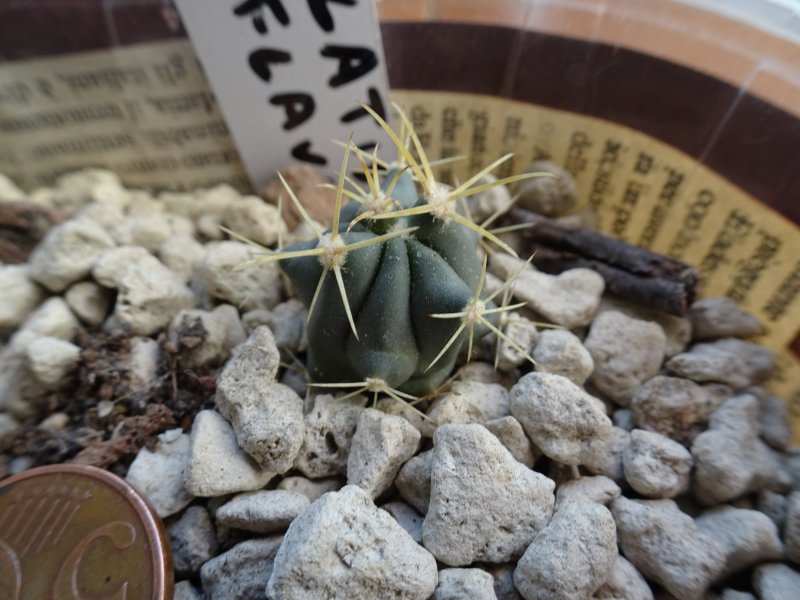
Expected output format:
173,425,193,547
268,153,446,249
249,106,542,400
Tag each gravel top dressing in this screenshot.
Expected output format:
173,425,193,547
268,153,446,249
1,114,799,599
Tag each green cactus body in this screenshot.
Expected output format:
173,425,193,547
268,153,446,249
280,170,489,395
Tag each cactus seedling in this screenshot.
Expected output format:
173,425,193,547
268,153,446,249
244,107,546,396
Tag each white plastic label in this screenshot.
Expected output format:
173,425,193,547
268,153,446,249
174,0,392,189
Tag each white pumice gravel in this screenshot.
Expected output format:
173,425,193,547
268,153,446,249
184,410,275,497
214,326,304,472
168,505,219,576
168,304,246,368
215,489,310,534
28,218,116,292
200,536,284,600
125,428,194,518
347,408,421,498
622,429,693,498
423,380,510,436
629,375,727,446
593,554,654,600
3,169,799,600
381,501,425,543
200,240,283,310
612,496,725,599
0,265,45,334
266,485,438,600
276,475,343,503
510,372,612,465
513,500,617,600
64,280,112,325
666,338,775,389
696,506,784,579
422,424,555,565
92,246,196,335
293,394,366,478
554,475,621,509
584,310,666,405
690,296,762,340
691,394,781,505
485,415,539,468
395,448,433,514
494,313,539,372
753,563,800,599
532,328,594,385
434,568,497,600
491,253,604,328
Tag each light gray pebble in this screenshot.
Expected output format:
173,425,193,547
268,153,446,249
126,428,193,518
630,376,727,446
488,564,521,600
696,506,783,579
514,501,617,600
515,161,578,216
0,265,45,334
555,476,620,510
25,336,80,390
786,491,800,564
200,241,283,310
666,339,774,389
612,497,725,600
593,554,654,600
485,416,538,468
396,449,433,514
435,568,497,600
690,297,762,341
18,296,79,340
185,410,275,497
201,536,283,600
755,389,793,451
347,408,420,498
463,172,513,221
492,254,604,329
267,485,437,600
423,424,555,565
510,372,612,466
584,426,629,483
613,409,635,431
249,299,308,352
222,194,286,246
277,476,343,503
158,234,205,283
381,501,424,544
64,281,112,325
494,313,539,372
692,395,781,505
173,581,203,600
294,394,366,479
169,304,246,368
111,214,193,252
423,381,510,437
376,396,425,433
584,311,666,405
758,490,788,531
92,246,195,335
623,429,693,498
215,489,309,534
533,328,594,385
753,563,800,600
29,218,116,292
168,506,219,576
215,326,303,473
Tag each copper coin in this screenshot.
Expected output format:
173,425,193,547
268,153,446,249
0,464,172,600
